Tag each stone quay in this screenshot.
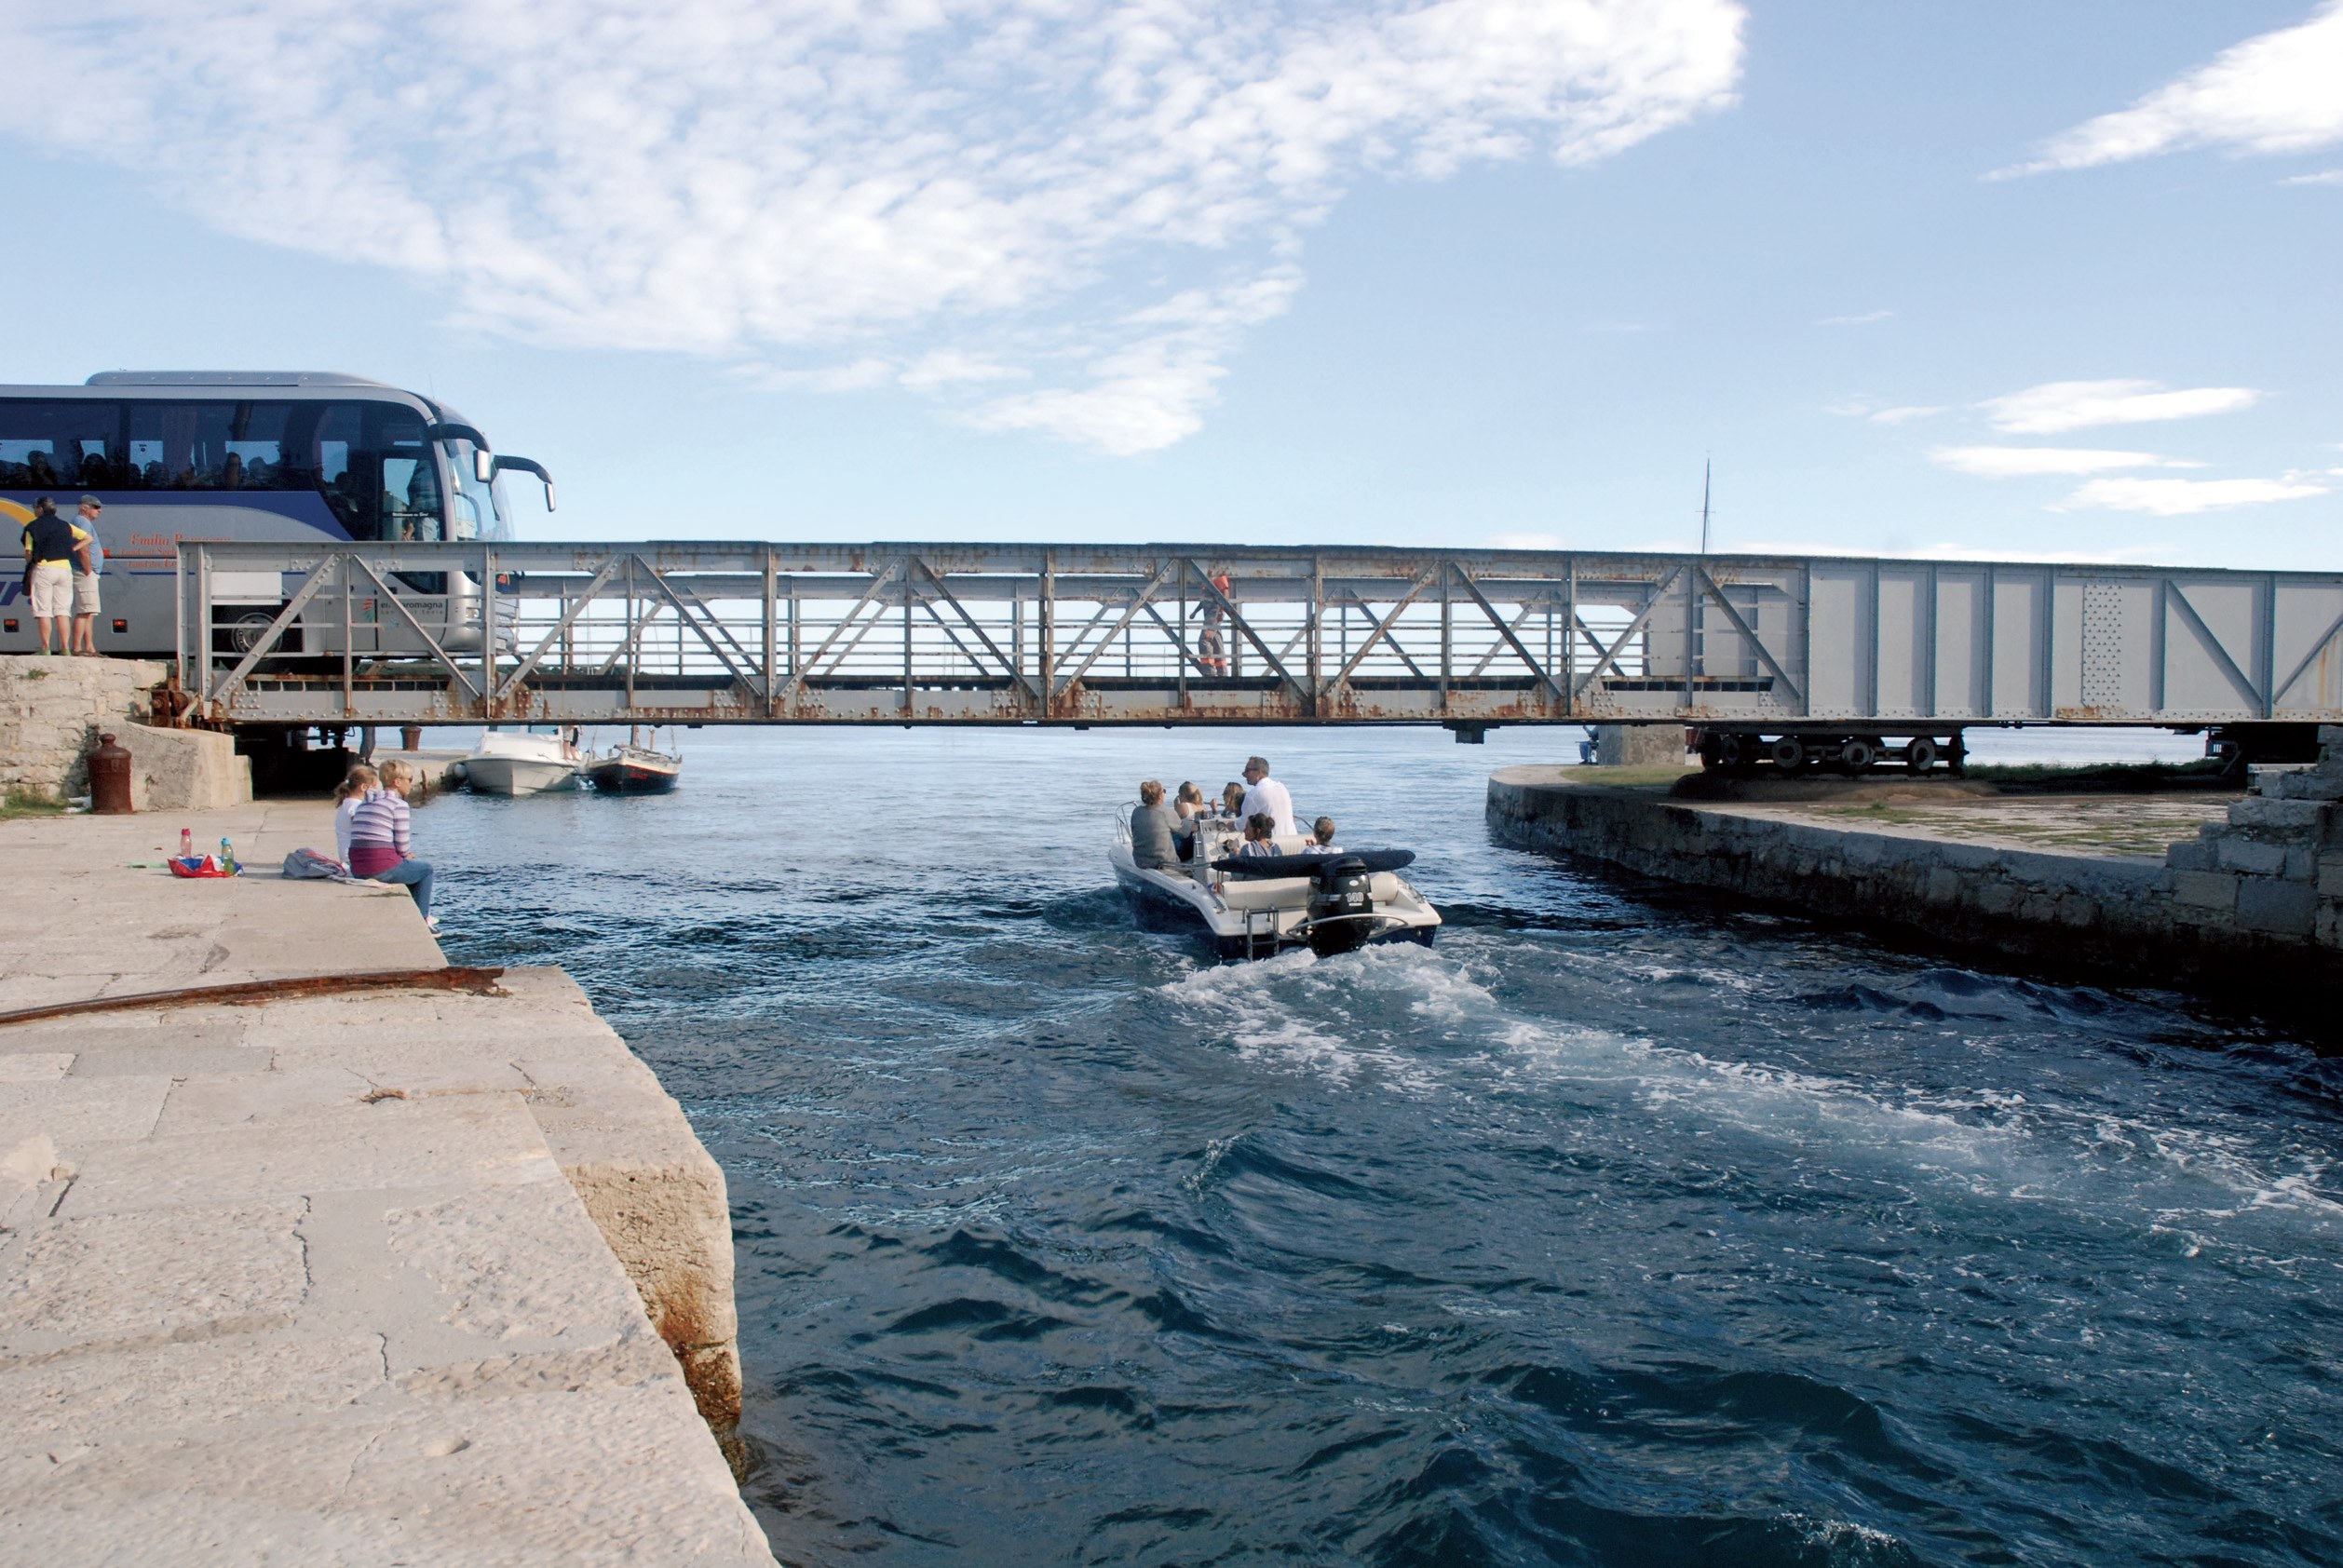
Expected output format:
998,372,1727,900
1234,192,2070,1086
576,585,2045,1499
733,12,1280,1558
1488,727,2343,1007
0,802,778,1566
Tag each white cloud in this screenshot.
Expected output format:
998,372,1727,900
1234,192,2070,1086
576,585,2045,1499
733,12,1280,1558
1980,379,2258,434
1818,309,1891,326
0,0,1744,453
2005,1,2343,175
2060,476,2327,516
2282,169,2343,184
1824,401,1943,425
1929,445,2194,478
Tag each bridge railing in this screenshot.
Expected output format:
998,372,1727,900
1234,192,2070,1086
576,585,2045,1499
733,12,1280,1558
173,540,2343,729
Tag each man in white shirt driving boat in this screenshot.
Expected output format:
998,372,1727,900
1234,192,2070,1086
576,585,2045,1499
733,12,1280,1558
1239,755,1297,837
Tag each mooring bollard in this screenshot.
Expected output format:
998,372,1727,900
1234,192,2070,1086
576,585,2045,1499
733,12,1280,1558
88,732,134,815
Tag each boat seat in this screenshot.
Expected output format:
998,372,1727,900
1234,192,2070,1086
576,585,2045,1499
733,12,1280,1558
1218,876,1311,910
1368,872,1402,902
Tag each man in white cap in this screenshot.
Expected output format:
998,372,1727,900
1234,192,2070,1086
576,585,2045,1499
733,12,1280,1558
70,494,104,656
1239,755,1296,837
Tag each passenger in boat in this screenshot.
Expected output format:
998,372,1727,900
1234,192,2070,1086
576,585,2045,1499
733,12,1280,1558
1130,779,1196,871
1220,781,1246,818
1311,817,1342,853
1237,813,1282,858
1173,783,1208,859
1239,756,1298,836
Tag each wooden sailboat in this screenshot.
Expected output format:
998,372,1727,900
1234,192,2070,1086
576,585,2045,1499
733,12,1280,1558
586,726,683,794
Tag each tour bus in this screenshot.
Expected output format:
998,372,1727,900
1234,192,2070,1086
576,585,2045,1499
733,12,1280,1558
0,372,553,660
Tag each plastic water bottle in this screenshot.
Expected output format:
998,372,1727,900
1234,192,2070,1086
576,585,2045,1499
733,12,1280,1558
180,828,193,860
220,837,235,874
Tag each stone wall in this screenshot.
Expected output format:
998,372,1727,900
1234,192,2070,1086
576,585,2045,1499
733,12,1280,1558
1594,723,1692,767
0,656,165,799
1488,748,2343,1000
2167,726,2343,949
0,656,251,811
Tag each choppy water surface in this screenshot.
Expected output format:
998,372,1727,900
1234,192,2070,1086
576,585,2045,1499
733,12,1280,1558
427,727,2343,1567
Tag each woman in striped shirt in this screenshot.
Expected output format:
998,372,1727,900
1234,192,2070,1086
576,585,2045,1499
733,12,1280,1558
347,760,437,926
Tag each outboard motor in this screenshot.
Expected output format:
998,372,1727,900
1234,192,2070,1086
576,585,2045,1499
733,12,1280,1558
1307,856,1376,957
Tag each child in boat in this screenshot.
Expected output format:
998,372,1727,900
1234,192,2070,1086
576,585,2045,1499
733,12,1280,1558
1220,781,1247,818
1312,817,1342,853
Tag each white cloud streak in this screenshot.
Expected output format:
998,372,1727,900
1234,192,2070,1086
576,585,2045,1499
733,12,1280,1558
2006,1,2343,175
1930,446,2193,478
0,0,1744,453
1979,379,2259,434
2060,476,2327,516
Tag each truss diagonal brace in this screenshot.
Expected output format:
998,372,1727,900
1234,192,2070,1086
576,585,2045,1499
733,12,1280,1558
206,552,345,707
495,558,621,703
1185,560,1307,697
1694,567,1802,706
2166,583,2264,714
1052,561,1177,698
1571,564,1683,700
1448,564,1563,704
1328,566,1440,692
779,558,904,703
351,555,483,702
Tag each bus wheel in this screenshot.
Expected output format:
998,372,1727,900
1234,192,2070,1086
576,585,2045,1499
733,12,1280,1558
1904,737,1938,773
1768,736,1805,771
1838,737,1876,773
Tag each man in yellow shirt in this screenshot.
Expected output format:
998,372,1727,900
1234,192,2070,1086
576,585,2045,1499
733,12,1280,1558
19,496,95,656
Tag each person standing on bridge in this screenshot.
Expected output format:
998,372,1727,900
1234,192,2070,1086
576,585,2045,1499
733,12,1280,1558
1239,755,1297,837
1193,568,1231,676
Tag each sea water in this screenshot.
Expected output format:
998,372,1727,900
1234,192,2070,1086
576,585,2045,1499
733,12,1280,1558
428,726,2341,1567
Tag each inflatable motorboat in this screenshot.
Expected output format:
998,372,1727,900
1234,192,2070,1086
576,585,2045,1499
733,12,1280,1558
1110,812,1441,960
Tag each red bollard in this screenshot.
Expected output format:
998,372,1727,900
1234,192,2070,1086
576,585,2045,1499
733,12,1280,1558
88,733,134,815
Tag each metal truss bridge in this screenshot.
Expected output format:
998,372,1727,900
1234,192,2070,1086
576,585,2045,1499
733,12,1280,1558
174,540,2343,734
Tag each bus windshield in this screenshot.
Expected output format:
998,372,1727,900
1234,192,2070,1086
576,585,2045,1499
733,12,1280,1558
0,397,512,543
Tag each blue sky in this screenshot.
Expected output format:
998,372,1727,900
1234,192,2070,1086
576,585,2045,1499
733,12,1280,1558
2,1,2336,566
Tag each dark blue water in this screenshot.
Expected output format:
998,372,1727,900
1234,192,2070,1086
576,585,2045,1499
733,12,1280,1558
427,727,2343,1568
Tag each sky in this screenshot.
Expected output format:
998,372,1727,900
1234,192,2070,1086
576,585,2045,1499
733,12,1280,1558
1,0,2337,568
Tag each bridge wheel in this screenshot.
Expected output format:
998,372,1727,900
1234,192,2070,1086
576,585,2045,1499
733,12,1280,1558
1768,737,1805,771
1716,733,1745,769
1904,737,1938,773
1839,737,1876,773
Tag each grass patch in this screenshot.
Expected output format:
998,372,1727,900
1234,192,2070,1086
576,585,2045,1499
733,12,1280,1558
0,785,66,819
1960,759,2229,791
18,665,48,680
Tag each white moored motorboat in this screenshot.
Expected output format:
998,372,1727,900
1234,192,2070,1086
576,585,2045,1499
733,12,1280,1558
1111,812,1442,960
458,725,587,796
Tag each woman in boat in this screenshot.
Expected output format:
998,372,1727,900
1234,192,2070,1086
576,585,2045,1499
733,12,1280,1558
1220,781,1247,818
1129,779,1196,871
1237,813,1282,858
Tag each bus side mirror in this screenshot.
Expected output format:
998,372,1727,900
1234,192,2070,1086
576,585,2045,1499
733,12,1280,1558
474,450,495,483
489,455,557,513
